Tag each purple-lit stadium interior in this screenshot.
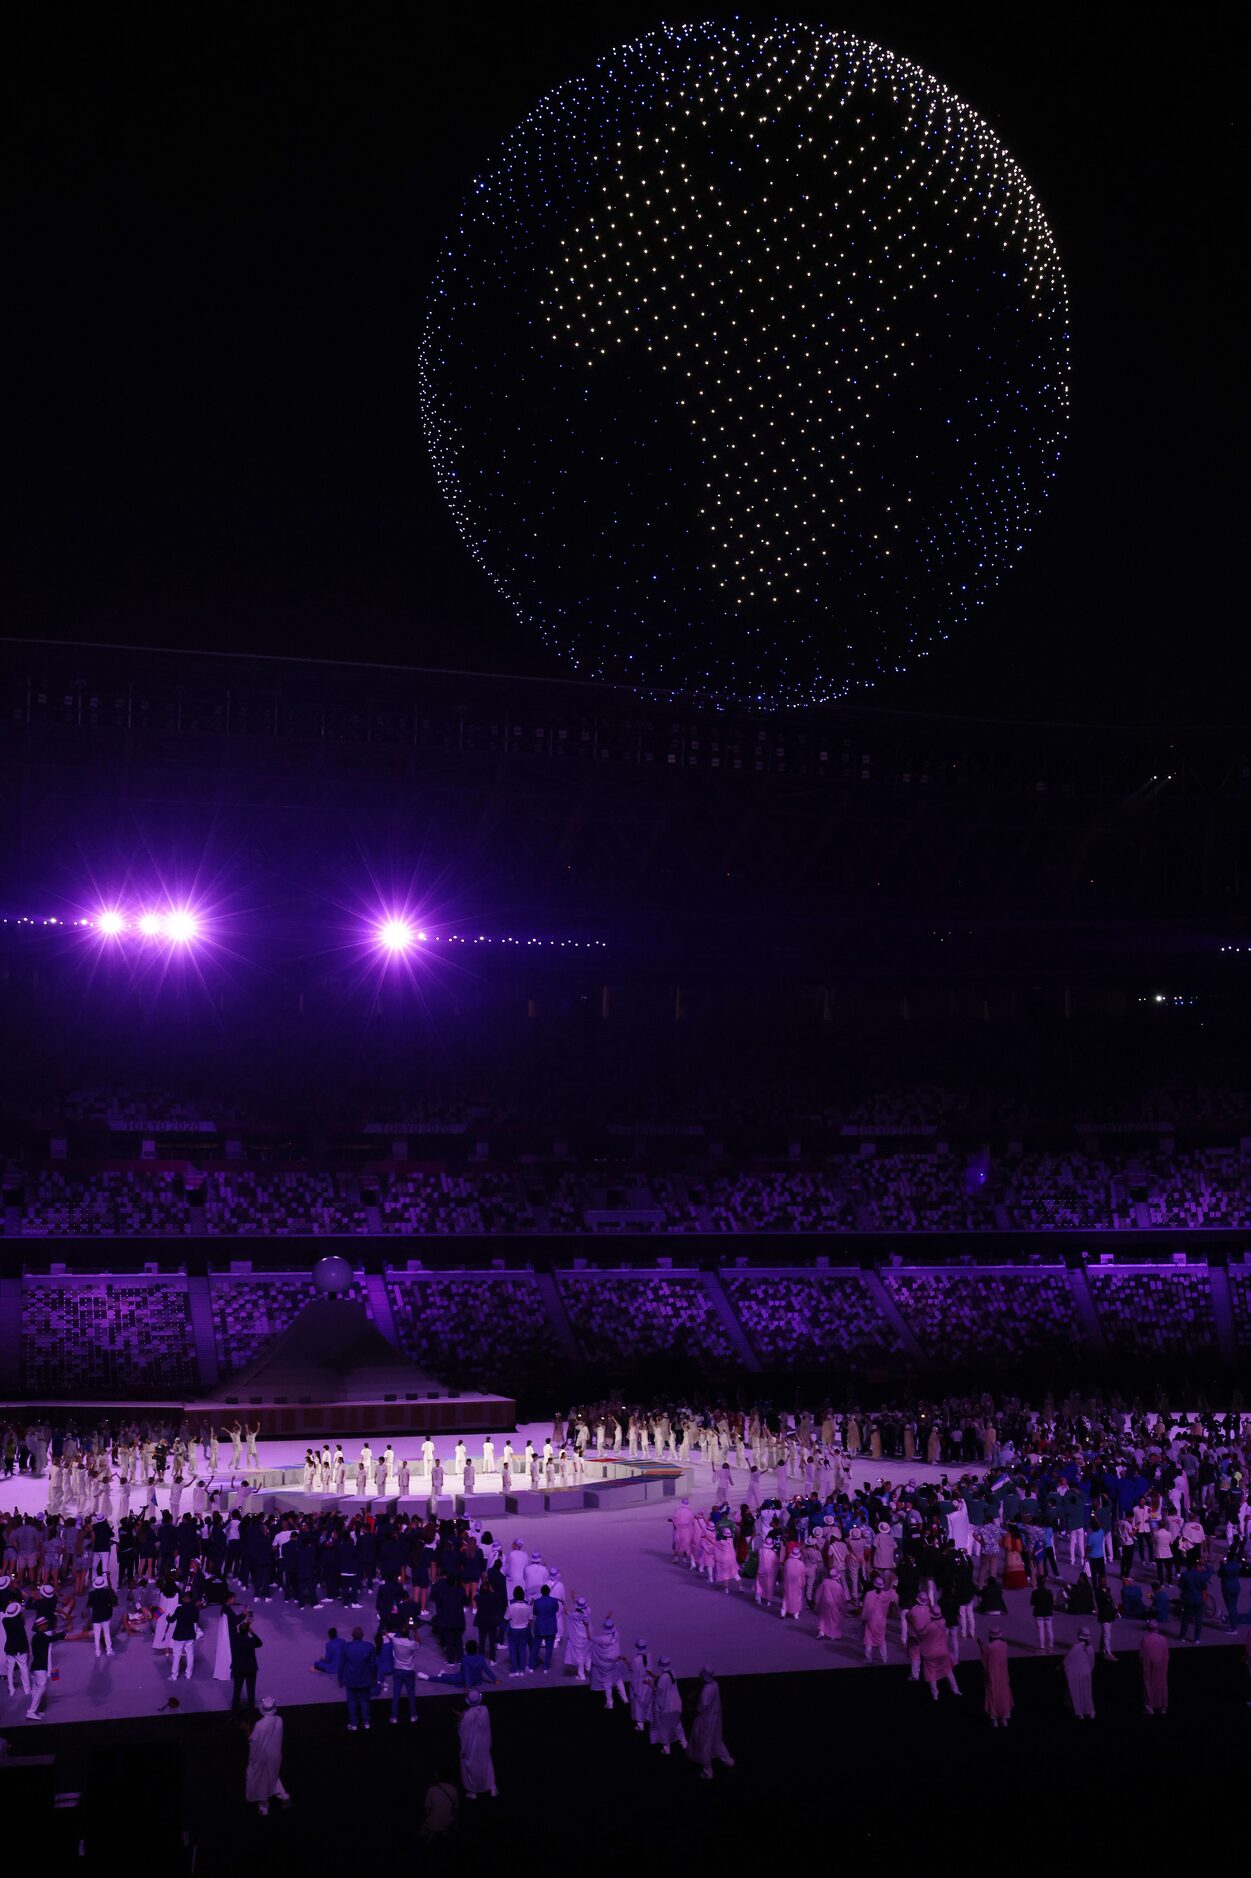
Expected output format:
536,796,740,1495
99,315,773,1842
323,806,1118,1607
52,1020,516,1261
5,11,1247,1866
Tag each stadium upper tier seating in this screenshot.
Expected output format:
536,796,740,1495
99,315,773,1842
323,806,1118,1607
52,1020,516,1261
7,1146,1251,1235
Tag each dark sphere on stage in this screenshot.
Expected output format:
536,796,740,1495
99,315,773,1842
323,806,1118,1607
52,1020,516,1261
312,1254,354,1295
422,20,1069,708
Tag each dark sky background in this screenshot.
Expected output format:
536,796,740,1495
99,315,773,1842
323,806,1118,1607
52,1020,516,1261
7,6,1243,725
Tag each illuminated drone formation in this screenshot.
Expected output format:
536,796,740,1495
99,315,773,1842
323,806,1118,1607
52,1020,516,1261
422,20,1068,707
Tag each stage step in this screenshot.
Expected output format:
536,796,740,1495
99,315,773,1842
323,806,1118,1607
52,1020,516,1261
362,1270,400,1347
534,1270,581,1362
185,1273,219,1388
699,1270,760,1370
0,1276,22,1392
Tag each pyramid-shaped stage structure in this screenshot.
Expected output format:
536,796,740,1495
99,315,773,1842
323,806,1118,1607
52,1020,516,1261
192,1298,514,1437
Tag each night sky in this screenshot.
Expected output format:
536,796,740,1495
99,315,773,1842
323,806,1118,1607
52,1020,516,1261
8,6,1243,724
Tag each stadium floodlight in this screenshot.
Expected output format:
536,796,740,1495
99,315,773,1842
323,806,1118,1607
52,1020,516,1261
164,909,199,943
97,910,125,936
378,917,416,954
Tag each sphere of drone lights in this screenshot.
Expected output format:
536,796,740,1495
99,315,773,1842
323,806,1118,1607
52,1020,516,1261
422,21,1068,706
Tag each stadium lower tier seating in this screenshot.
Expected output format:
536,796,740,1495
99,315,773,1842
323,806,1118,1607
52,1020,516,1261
5,1258,1249,1396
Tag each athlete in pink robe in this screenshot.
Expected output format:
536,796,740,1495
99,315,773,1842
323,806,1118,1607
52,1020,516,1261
980,1628,1013,1725
713,1535,740,1590
908,1602,960,1698
814,1573,847,1640
1140,1622,1170,1714
755,1543,780,1607
670,1501,695,1563
780,1550,805,1619
860,1582,894,1662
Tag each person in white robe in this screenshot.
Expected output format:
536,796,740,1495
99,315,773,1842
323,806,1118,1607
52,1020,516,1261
458,1689,497,1797
1063,1628,1097,1719
589,1617,629,1709
688,1670,735,1779
547,1568,567,1642
629,1639,653,1731
947,1497,972,1552
523,1551,547,1600
648,1657,686,1752
213,1597,237,1680
245,1697,290,1814
563,1596,592,1680
482,1437,496,1474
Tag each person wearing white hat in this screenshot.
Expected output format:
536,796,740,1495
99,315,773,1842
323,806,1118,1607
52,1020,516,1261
563,1595,592,1681
1,1592,30,1695
629,1639,653,1731
458,1689,497,1799
687,1669,735,1780
980,1625,1013,1726
505,1541,528,1596
1063,1627,1097,1719
589,1615,629,1709
754,1537,780,1609
26,1613,65,1720
907,1596,961,1700
872,1521,897,1581
245,1696,290,1815
670,1498,695,1564
522,1551,547,1600
648,1656,686,1754
861,1575,895,1663
814,1562,848,1641
713,1527,741,1594
87,1563,118,1656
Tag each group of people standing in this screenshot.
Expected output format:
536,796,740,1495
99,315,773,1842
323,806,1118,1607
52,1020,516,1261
297,1434,588,1500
